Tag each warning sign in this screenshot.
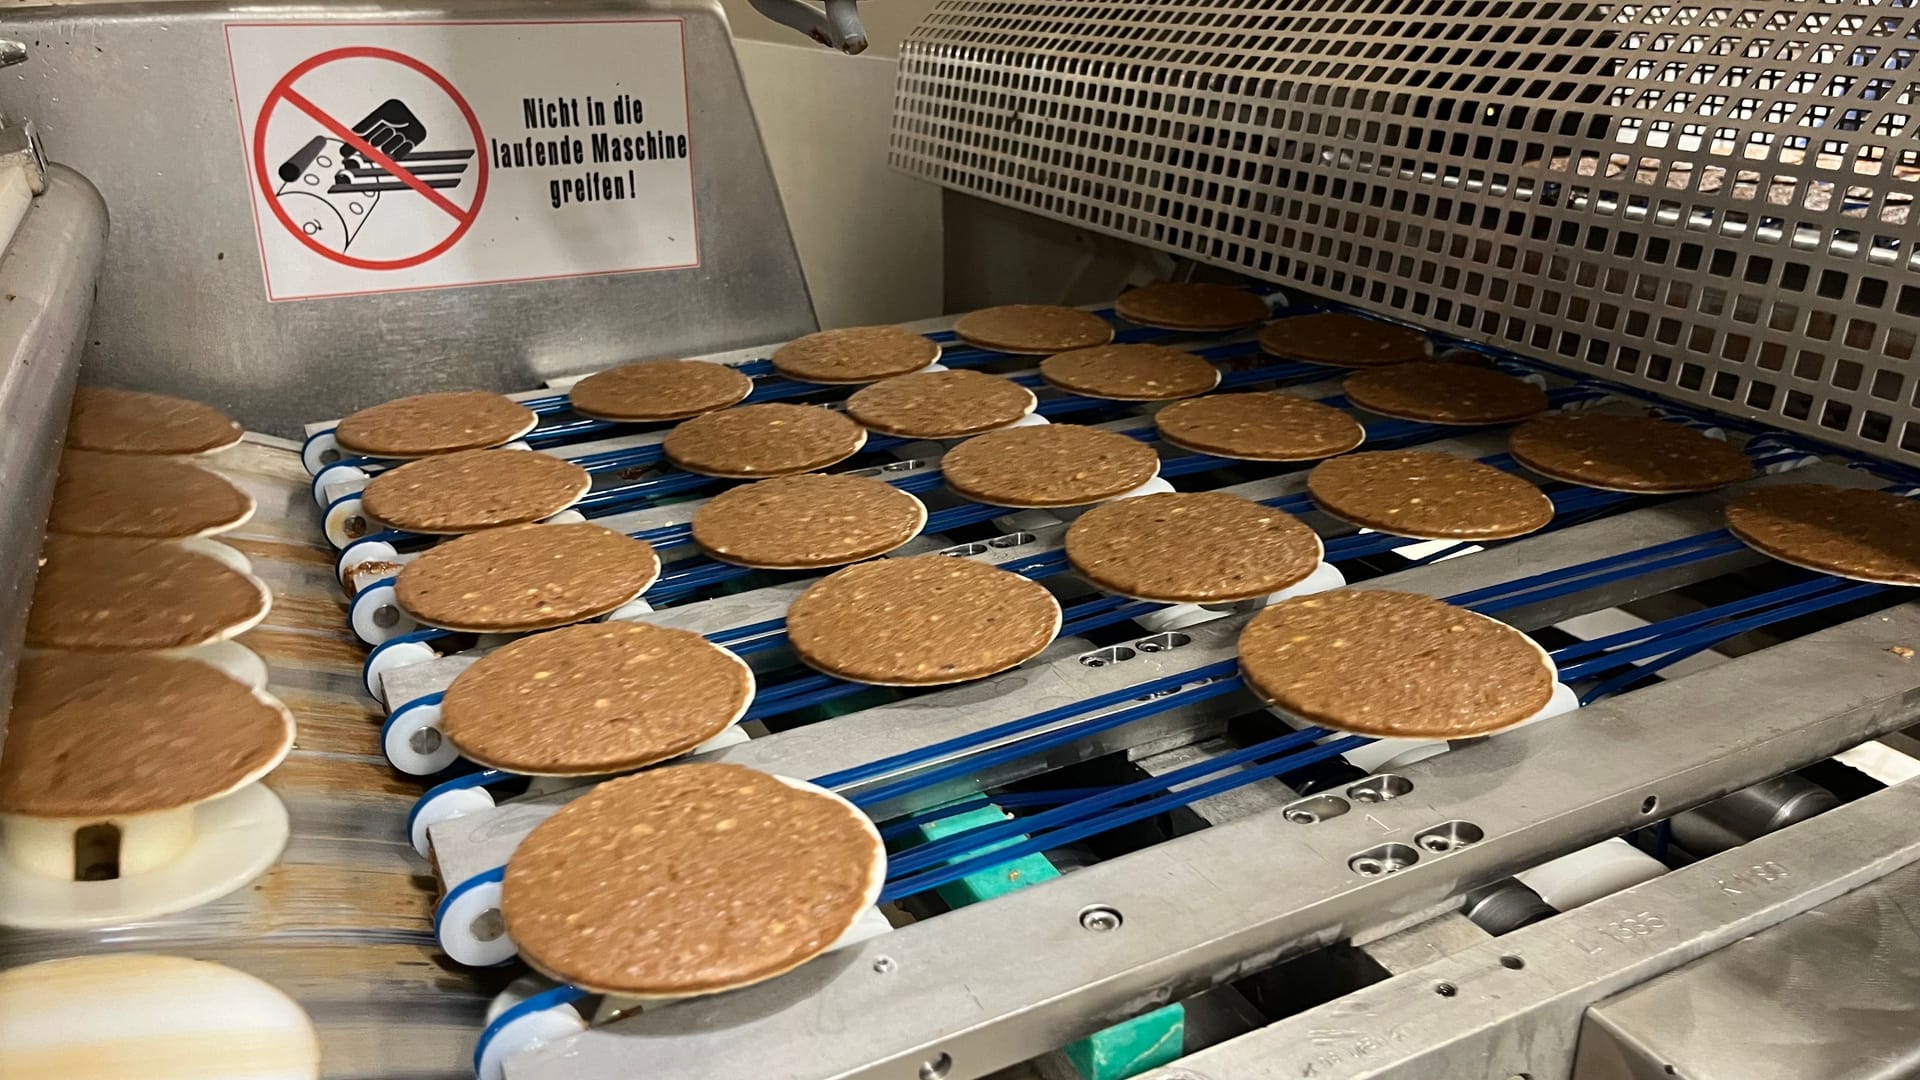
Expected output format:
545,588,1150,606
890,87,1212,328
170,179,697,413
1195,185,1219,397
226,21,698,302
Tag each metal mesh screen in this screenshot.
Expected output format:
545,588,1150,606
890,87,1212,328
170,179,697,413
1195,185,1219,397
891,0,1920,464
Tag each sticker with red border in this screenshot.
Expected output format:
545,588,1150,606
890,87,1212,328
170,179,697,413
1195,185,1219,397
226,21,698,302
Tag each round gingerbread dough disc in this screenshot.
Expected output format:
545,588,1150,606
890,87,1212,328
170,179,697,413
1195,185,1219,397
1725,484,1920,585
568,360,753,422
1154,393,1365,462
771,326,941,384
26,535,270,652
952,305,1114,354
394,523,660,632
0,651,294,818
692,474,926,569
1039,344,1221,401
1114,283,1270,331
65,387,244,456
844,370,1037,439
48,450,256,539
443,622,755,776
1509,414,1753,493
1258,313,1431,368
663,403,868,478
940,424,1161,508
1066,492,1322,603
1343,362,1550,425
361,449,591,534
786,555,1062,685
1239,589,1556,738
333,391,537,458
1308,450,1553,541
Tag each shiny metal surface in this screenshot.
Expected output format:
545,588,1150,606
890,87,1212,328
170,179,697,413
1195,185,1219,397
1133,777,1920,1080
510,607,1920,1080
891,0,1920,467
0,164,106,735
1575,857,1920,1080
4,0,814,436
1667,773,1840,858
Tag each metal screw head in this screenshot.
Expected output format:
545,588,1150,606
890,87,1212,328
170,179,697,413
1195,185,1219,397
1285,810,1318,824
1078,904,1123,932
872,956,896,974
1421,836,1451,852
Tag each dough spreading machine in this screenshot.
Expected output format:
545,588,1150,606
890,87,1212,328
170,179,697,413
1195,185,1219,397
7,0,1920,1078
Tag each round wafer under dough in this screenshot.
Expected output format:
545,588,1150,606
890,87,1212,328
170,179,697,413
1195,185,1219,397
568,360,753,422
771,326,941,384
1725,483,1920,585
0,955,319,1080
692,473,927,569
1040,344,1221,401
394,523,660,632
48,450,255,539
1238,589,1556,738
65,387,244,456
1114,282,1270,331
503,763,885,996
662,403,868,478
1257,313,1432,368
1154,392,1365,462
1066,492,1323,603
333,391,537,458
0,652,295,818
26,535,270,652
1508,413,1753,493
952,304,1114,354
361,449,592,534
442,622,755,776
1343,361,1549,425
844,369,1038,438
1308,450,1554,541
940,424,1161,508
785,555,1062,685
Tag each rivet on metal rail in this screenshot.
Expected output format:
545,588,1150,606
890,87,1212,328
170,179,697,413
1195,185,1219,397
1078,905,1123,932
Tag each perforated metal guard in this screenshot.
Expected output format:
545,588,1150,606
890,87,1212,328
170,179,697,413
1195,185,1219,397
892,0,1920,465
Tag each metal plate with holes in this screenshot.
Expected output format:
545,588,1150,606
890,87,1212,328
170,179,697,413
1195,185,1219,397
891,0,1920,465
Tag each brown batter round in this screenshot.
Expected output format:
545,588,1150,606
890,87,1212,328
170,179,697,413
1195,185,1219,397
1725,484,1920,585
394,523,660,632
692,473,926,569
65,387,243,456
503,763,883,996
662,403,868,478
771,326,941,384
48,450,255,539
940,424,1161,508
1238,589,1555,738
0,652,294,818
1509,413,1753,493
361,449,591,534
333,391,537,458
952,304,1114,354
786,555,1062,685
1257,313,1431,368
1343,361,1550,425
844,369,1037,438
1114,282,1270,331
1154,392,1366,461
568,360,753,422
442,622,754,775
1066,492,1322,603
26,535,270,651
1308,450,1554,540
1039,344,1221,401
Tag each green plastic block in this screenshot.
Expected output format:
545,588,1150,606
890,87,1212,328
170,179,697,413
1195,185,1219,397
904,804,1185,1080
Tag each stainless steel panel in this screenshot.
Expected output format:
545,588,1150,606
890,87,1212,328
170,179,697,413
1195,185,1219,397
509,607,1920,1080
1574,859,1920,1080
0,164,107,733
891,0,1920,466
2,0,814,436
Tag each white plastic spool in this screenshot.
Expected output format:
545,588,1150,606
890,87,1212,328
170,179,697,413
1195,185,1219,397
350,580,418,646
365,639,438,702
1515,836,1667,912
1134,560,1347,634
386,698,458,777
312,462,371,508
323,493,382,550
301,429,342,475
411,784,498,860
438,874,515,967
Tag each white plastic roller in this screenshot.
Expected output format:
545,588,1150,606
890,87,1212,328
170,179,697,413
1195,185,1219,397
363,638,438,701
409,783,496,859
385,697,460,777
300,428,343,476
350,580,418,646
437,872,516,967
